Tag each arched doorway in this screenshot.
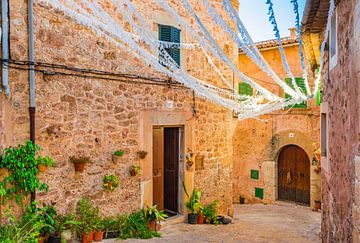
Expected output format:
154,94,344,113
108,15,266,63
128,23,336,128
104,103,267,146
278,145,310,205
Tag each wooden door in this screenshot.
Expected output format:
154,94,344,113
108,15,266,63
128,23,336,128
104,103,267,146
278,145,310,205
153,127,164,210
163,127,179,213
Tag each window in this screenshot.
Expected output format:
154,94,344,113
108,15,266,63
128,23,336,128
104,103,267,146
329,9,338,70
320,102,329,175
238,82,253,97
285,78,307,108
158,24,180,66
250,170,259,180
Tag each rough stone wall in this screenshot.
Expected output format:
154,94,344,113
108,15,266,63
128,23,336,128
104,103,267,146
320,0,360,241
233,43,320,206
0,0,238,216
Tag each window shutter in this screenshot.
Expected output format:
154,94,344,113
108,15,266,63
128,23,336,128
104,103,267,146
171,27,181,66
285,78,307,108
238,82,253,97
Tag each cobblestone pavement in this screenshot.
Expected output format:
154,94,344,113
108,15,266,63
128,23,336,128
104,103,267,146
113,203,321,243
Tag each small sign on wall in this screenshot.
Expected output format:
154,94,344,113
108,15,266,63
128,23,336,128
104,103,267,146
166,100,174,109
289,133,295,138
195,155,204,171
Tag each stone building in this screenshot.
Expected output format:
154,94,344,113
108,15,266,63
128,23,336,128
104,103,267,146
0,0,240,218
302,0,360,241
233,29,321,208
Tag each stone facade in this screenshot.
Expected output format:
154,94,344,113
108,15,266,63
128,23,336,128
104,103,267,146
303,0,360,241
0,0,239,217
233,35,321,208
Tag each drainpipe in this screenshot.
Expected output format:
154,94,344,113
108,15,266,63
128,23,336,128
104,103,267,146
28,0,36,203
1,0,10,95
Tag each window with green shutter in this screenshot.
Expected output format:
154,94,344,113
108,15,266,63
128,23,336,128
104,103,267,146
285,78,307,108
158,24,180,66
238,82,253,97
255,188,263,199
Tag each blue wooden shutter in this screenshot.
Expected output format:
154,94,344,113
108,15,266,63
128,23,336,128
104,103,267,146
285,78,307,108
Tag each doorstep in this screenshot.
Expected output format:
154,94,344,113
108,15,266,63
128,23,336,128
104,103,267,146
160,214,186,227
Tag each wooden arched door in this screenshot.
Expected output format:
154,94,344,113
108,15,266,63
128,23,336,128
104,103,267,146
278,145,310,205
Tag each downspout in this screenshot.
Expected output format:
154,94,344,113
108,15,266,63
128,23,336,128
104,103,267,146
28,0,36,203
1,0,10,95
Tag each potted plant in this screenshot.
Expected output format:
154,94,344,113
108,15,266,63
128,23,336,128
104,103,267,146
70,156,90,173
136,150,148,159
202,200,219,224
48,214,81,243
103,175,119,192
103,217,119,239
144,205,168,231
129,165,141,177
184,187,202,224
197,208,205,224
37,156,55,173
112,150,125,163
78,198,99,243
93,217,105,242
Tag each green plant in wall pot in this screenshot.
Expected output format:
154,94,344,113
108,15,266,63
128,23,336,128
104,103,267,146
103,175,119,192
38,156,55,173
112,150,125,163
0,141,52,205
69,156,91,173
144,205,168,231
130,165,141,177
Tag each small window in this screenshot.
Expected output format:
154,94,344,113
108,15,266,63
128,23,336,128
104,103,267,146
329,9,338,70
285,78,307,108
250,170,259,180
238,82,253,97
255,188,263,199
321,112,328,157
158,24,180,67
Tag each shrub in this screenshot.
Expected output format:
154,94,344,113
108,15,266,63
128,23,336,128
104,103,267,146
202,200,219,224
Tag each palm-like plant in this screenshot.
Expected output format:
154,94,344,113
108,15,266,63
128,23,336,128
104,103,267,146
144,205,168,222
184,187,203,214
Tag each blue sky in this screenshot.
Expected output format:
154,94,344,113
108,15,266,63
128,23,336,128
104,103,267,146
239,0,306,42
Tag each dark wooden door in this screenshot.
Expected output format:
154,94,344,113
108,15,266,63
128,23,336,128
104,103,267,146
163,128,179,213
278,145,310,205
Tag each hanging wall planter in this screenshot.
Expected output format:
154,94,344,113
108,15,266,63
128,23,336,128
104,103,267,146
137,150,148,159
103,175,119,192
70,156,91,173
112,150,125,163
37,156,55,173
129,165,141,177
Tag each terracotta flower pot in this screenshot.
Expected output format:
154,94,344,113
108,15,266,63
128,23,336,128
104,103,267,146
112,154,123,163
38,236,46,243
82,232,94,243
197,214,205,224
38,164,47,173
74,162,86,172
93,231,104,242
130,168,137,177
147,220,161,231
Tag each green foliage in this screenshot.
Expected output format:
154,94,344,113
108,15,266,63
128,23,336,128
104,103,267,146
117,210,160,239
37,156,55,167
102,216,118,231
52,213,81,236
0,141,52,205
184,188,203,214
113,150,125,157
0,206,53,242
202,200,219,224
103,175,119,192
130,165,141,175
69,156,91,164
144,205,168,222
77,198,99,234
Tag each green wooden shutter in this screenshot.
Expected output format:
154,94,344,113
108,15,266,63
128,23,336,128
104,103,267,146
158,25,180,67
171,27,181,66
285,78,307,108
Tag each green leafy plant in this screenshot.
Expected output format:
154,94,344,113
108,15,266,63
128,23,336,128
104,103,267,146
52,213,81,238
103,175,119,192
130,165,141,175
202,200,219,224
77,198,99,234
69,156,91,164
184,185,203,214
37,156,55,167
0,141,52,205
113,150,125,157
144,205,168,222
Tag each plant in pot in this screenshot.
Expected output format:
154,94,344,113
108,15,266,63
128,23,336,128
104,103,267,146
144,205,168,231
37,156,55,173
202,200,219,224
129,165,141,177
93,217,105,242
136,150,148,159
70,156,91,173
48,214,81,243
103,175,119,192
103,217,119,239
112,150,125,163
184,187,202,224
78,198,99,243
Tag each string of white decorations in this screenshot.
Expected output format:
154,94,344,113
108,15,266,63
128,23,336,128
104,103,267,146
265,0,305,98
156,0,282,102
314,0,335,95
290,0,311,96
201,0,305,101
40,0,247,111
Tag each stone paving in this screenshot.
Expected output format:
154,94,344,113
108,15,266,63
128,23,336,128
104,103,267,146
108,202,321,243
